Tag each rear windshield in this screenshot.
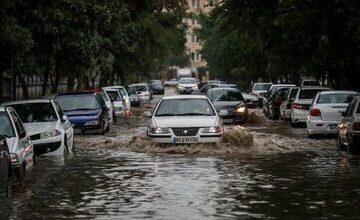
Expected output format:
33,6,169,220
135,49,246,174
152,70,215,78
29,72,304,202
11,103,58,123
105,91,122,101
0,112,16,138
156,99,215,116
254,84,272,91
56,95,101,111
317,93,355,104
207,89,245,102
299,89,324,99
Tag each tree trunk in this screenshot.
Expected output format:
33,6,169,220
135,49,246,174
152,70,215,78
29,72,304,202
51,65,60,93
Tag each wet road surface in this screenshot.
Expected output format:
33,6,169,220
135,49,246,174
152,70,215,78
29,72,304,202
1,89,360,219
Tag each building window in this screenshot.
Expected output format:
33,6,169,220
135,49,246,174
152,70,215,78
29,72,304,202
197,0,201,8
192,0,200,8
195,51,201,61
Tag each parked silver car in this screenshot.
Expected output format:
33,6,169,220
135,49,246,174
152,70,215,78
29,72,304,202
306,91,358,138
0,106,34,184
145,95,225,145
280,87,300,121
337,95,360,152
3,99,74,156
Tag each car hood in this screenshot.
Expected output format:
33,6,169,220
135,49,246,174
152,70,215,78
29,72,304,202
23,121,58,136
64,109,101,117
153,116,218,127
179,83,197,87
212,101,245,110
242,93,258,101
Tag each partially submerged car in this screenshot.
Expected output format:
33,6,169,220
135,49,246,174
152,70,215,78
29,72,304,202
177,78,198,94
103,88,125,117
145,95,225,145
103,86,131,111
207,88,248,124
263,84,296,119
128,83,152,104
148,80,164,95
54,92,110,135
0,106,34,184
251,82,273,106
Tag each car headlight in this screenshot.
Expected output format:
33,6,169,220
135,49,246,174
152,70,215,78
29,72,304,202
150,127,170,134
236,106,247,113
178,86,183,89
203,126,222,133
40,129,62,139
84,120,100,126
193,86,198,89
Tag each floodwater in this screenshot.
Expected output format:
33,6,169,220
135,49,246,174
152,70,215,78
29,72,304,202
1,93,360,219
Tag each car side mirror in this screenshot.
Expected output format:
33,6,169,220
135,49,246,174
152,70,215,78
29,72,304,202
218,110,228,117
341,111,347,117
61,115,68,122
143,111,152,117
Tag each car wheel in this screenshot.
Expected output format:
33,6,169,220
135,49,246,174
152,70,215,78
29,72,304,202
337,134,345,151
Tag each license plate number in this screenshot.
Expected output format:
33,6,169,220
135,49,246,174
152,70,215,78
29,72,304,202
74,129,82,134
173,137,198,144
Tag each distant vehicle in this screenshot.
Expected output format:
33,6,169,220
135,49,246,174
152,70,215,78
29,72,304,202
128,83,152,104
241,92,260,108
98,90,114,123
251,83,273,106
148,80,164,95
3,99,74,156
0,135,10,195
55,92,110,135
207,88,248,124
103,88,125,117
164,78,178,87
199,83,235,94
0,106,34,185
306,91,358,138
102,86,131,111
280,87,300,121
177,78,198,94
127,86,140,107
300,79,321,87
337,95,360,152
289,87,330,125
144,95,225,145
177,68,192,80
263,84,296,119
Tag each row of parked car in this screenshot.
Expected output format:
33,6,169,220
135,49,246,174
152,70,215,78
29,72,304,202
258,81,359,152
0,81,159,194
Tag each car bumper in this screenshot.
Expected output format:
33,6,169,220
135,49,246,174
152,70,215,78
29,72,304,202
291,109,308,123
178,88,198,94
306,119,339,135
31,135,63,156
148,133,222,144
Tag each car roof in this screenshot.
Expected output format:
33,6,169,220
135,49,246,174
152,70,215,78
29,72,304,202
254,82,272,85
103,86,125,89
299,86,330,90
57,92,96,96
162,95,207,100
103,88,120,92
129,83,147,86
208,87,239,92
271,84,296,87
318,90,358,95
2,99,52,106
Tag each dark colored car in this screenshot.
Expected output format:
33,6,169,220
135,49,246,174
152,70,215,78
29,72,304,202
264,86,295,120
54,92,110,135
0,135,10,196
148,80,164,95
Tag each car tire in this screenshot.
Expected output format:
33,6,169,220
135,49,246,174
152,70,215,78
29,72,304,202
337,134,345,151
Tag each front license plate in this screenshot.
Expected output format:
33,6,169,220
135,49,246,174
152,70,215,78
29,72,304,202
173,137,198,144
74,129,82,134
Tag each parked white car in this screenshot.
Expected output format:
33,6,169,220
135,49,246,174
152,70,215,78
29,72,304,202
306,91,358,138
103,86,131,110
164,78,178,87
145,95,226,145
104,89,125,117
0,106,34,183
337,95,360,152
3,99,74,156
290,87,330,125
177,78,198,94
128,83,152,104
98,90,114,123
251,82,273,97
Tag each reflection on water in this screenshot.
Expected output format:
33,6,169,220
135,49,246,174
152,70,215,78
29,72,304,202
1,146,360,219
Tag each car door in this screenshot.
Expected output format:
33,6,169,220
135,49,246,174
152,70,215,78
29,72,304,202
9,110,33,170
53,101,73,144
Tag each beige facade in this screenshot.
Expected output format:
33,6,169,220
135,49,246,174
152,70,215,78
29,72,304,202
186,0,216,69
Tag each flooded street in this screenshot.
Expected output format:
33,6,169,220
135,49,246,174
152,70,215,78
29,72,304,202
1,91,360,219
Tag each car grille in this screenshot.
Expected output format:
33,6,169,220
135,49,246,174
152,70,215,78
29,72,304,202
172,127,199,136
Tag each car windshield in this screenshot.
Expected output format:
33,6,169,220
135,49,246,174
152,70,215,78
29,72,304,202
180,78,196,84
132,85,147,92
127,87,137,95
303,81,320,86
0,112,16,138
56,95,101,111
208,89,245,102
254,84,272,91
105,91,122,101
150,80,161,85
155,99,215,116
299,89,324,99
99,92,109,102
11,103,58,123
119,88,127,97
317,93,355,104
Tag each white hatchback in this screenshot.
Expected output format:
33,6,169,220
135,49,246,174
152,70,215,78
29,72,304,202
145,95,225,145
103,86,131,110
104,89,125,117
306,91,358,138
3,99,74,156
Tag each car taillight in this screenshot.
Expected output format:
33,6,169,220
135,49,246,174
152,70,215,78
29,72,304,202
309,108,321,117
292,102,302,109
353,122,360,130
274,96,282,106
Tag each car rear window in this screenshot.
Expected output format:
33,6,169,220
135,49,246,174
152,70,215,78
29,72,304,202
134,85,148,92
156,99,215,116
11,103,58,123
0,112,16,138
317,93,355,104
299,89,324,99
56,95,101,111
254,84,272,91
208,89,245,102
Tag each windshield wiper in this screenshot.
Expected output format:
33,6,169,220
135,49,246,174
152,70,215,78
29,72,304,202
156,113,179,116
178,113,212,116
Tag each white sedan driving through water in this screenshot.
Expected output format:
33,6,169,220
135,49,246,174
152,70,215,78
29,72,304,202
144,95,226,145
